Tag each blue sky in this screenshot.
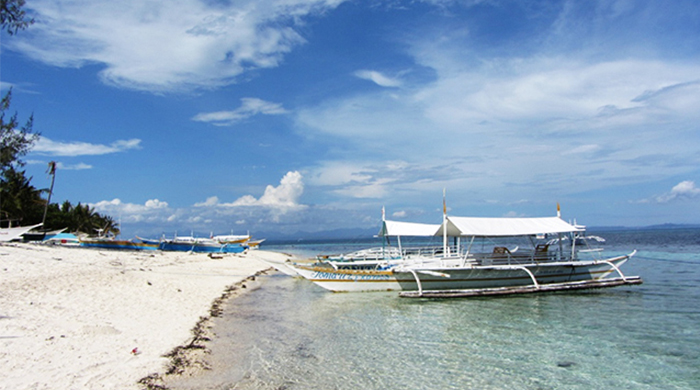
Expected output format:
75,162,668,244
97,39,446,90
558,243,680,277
2,0,700,238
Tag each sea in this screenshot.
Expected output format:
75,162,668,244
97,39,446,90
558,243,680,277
167,228,700,390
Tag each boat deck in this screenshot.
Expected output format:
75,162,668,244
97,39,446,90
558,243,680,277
399,276,643,298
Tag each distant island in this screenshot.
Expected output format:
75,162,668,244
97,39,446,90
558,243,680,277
259,223,700,243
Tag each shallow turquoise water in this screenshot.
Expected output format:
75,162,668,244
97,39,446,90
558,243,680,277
169,230,700,390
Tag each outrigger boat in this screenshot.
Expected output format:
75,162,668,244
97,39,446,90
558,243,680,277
79,237,160,251
22,227,67,242
289,207,641,298
0,223,43,242
159,236,248,253
316,219,441,265
260,219,441,276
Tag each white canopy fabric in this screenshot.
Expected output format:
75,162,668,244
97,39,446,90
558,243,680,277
437,216,583,237
378,220,441,237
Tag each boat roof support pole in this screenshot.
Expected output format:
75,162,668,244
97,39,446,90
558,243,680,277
461,236,475,267
442,189,449,257
558,233,564,261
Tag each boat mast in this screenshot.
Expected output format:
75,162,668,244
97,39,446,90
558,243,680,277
556,203,564,261
443,189,449,257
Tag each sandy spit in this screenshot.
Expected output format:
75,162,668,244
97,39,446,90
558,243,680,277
0,243,294,390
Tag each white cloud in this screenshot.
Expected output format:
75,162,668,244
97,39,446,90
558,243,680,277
33,137,141,156
334,179,391,199
27,160,92,170
192,171,307,221
656,181,700,203
562,144,601,155
192,98,287,126
144,199,169,209
194,196,220,207
297,56,700,202
354,70,402,87
392,210,407,218
89,172,310,235
56,162,93,170
307,161,374,186
227,171,305,209
14,0,347,93
91,198,171,224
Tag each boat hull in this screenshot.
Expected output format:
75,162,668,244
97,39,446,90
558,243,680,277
159,241,246,253
291,255,632,293
0,224,43,242
80,239,159,251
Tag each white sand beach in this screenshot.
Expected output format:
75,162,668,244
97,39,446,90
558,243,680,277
0,243,291,390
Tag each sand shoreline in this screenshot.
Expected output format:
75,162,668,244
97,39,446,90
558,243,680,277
0,243,293,390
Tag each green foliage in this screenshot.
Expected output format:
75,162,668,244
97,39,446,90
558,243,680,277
43,200,121,237
1,89,39,173
0,167,43,223
1,0,35,36
0,171,121,235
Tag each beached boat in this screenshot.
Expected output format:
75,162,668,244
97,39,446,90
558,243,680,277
260,219,441,277
79,237,160,251
212,234,251,244
159,236,247,253
246,238,266,249
0,223,43,242
22,227,68,242
44,232,80,246
290,212,641,297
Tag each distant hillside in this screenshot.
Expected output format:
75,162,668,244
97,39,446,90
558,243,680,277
257,227,378,242
589,223,700,232
260,223,700,242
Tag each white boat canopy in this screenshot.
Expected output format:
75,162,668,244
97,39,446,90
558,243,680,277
378,220,441,237
437,216,584,237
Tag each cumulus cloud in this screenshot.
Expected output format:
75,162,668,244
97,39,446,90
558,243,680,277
91,198,171,224
89,172,309,235
656,181,700,203
33,137,141,156
13,0,347,93
354,70,402,87
192,98,287,126
194,196,220,207
226,171,305,209
193,171,306,222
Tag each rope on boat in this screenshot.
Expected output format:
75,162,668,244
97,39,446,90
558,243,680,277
634,255,698,265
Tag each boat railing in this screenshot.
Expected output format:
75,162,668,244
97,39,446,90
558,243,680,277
465,245,575,266
402,245,460,258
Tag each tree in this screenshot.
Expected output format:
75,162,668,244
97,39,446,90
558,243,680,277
1,88,38,174
1,0,34,35
0,166,43,224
